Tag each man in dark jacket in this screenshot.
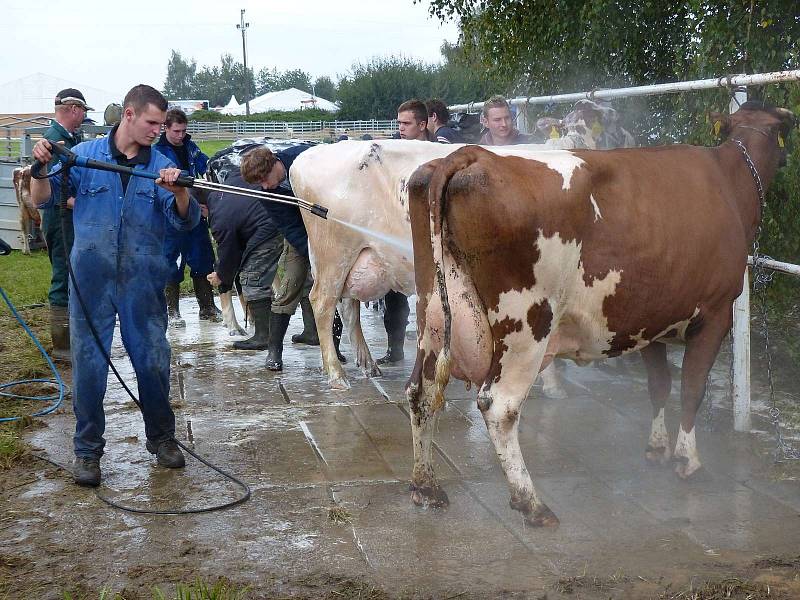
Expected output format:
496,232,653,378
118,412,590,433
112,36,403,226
205,169,283,350
155,108,221,326
239,144,318,371
425,98,464,143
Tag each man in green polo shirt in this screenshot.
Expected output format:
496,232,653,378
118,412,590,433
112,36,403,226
42,88,93,361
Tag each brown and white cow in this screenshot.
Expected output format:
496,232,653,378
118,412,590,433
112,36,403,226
12,166,41,254
406,102,795,527
291,108,635,391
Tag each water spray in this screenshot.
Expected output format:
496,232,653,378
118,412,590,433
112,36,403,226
31,142,329,219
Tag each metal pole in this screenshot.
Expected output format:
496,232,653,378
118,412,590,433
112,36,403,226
237,9,251,117
449,69,800,112
729,86,751,432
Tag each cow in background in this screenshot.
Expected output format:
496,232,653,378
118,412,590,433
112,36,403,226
405,103,794,527
12,166,41,254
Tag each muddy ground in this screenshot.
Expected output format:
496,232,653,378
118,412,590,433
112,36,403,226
2,298,800,599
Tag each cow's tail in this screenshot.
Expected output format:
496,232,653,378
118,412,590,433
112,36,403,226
428,147,484,411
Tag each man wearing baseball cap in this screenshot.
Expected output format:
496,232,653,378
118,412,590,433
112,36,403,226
42,87,93,361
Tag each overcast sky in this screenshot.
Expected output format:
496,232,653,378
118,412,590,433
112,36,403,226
2,0,459,98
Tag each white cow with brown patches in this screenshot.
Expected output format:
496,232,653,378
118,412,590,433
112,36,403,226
291,140,589,391
406,103,795,527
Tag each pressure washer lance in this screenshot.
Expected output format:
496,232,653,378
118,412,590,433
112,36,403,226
31,141,329,219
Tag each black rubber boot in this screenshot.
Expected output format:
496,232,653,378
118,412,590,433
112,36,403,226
266,312,291,371
333,309,347,364
194,276,222,322
377,291,409,365
233,298,271,350
291,297,320,345
50,304,71,363
73,456,101,487
165,281,185,328
146,439,186,468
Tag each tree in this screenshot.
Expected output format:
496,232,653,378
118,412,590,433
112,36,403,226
277,69,312,92
256,67,280,95
336,56,439,119
162,50,197,100
313,75,338,101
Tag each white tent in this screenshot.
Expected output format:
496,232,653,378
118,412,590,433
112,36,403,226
0,72,122,123
217,95,241,115
223,88,338,115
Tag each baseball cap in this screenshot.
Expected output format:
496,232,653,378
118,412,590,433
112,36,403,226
55,88,94,111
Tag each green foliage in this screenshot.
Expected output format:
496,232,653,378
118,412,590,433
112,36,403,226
313,75,338,102
335,49,508,120
255,67,313,95
163,50,197,101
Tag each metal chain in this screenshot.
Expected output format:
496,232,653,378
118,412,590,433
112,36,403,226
734,138,800,461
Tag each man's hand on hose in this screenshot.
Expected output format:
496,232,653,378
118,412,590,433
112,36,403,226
157,168,191,217
32,139,64,165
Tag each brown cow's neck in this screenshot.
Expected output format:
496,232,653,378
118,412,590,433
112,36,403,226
718,132,779,242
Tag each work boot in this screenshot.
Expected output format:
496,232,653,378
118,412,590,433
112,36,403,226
233,298,271,350
333,309,347,364
377,325,405,365
146,439,186,468
265,312,292,371
73,456,101,487
49,304,71,363
291,297,320,345
165,281,185,328
194,276,222,322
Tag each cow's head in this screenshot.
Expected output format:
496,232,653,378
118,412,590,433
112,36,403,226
535,117,565,141
711,102,797,166
562,100,634,149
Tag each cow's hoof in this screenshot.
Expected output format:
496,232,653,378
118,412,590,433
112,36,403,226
329,376,351,391
542,385,567,400
410,483,449,508
365,363,382,378
523,504,560,528
645,445,672,467
672,455,702,480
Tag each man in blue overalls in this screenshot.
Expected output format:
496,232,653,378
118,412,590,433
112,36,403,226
30,85,201,487
154,108,221,326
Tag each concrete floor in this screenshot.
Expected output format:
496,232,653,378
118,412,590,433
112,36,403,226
9,296,800,597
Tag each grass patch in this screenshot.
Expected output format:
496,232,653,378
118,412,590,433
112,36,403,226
328,505,353,524
0,424,28,470
659,577,776,599
197,140,235,158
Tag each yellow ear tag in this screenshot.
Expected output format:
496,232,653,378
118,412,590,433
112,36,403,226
778,133,785,148
549,126,560,139
591,120,604,137
713,120,722,136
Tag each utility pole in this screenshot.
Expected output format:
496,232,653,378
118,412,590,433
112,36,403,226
236,9,250,116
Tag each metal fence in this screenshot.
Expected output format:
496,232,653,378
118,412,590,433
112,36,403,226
187,119,398,141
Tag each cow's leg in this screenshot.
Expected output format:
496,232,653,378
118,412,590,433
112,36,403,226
406,347,448,508
674,312,730,479
641,342,672,465
540,360,566,399
480,342,559,528
338,298,381,379
219,290,247,336
310,286,351,389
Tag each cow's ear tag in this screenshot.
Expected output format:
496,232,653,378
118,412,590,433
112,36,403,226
778,133,785,148
713,120,722,136
591,120,604,137
549,126,560,139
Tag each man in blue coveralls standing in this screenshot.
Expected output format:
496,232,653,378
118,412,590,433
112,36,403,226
154,107,221,326
30,85,201,487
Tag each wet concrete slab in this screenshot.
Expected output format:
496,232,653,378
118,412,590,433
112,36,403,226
6,295,800,597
